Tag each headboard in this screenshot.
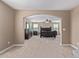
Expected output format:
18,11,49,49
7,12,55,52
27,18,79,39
40,27,51,32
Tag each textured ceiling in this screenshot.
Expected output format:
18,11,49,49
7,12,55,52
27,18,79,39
1,0,79,10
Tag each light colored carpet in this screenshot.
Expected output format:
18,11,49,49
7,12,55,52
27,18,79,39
0,36,74,58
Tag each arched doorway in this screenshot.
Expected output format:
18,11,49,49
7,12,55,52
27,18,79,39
23,14,62,45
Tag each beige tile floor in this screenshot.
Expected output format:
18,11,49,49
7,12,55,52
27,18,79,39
0,36,74,58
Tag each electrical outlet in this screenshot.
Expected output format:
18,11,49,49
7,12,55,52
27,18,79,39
63,28,66,31
8,41,10,45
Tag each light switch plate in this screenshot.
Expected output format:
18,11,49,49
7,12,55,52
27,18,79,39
63,28,66,31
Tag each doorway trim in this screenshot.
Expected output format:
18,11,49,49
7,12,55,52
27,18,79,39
23,14,63,46
59,19,63,46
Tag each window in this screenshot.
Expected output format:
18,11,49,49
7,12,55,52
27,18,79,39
27,24,29,29
33,24,38,28
53,24,59,31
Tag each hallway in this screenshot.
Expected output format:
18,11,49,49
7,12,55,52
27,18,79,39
0,36,74,58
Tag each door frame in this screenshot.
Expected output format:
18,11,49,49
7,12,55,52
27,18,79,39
59,19,63,46
23,15,63,46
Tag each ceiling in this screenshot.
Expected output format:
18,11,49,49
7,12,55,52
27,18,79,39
26,15,60,22
1,0,79,10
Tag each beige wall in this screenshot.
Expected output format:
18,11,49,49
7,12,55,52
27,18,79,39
0,0,78,52
71,6,79,46
40,22,53,28
0,1,15,51
15,10,71,44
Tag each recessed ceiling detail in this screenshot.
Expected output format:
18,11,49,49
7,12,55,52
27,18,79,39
1,0,79,10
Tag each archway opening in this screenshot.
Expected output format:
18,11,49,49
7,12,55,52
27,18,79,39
23,14,62,45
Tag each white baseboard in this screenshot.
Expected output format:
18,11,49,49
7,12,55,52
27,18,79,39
13,44,24,46
62,44,78,50
71,44,78,50
0,44,24,54
62,44,71,47
0,45,14,54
